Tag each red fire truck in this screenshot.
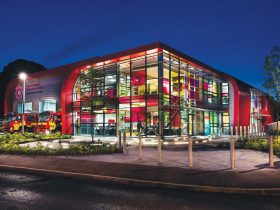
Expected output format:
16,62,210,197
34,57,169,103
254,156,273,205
35,111,62,134
3,111,62,134
2,112,37,133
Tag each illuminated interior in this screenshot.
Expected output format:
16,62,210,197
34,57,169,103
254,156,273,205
73,49,230,137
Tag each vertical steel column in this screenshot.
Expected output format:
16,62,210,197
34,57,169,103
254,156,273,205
178,60,181,136
144,56,148,137
129,60,132,136
90,66,94,143
158,53,164,139
168,55,171,136
116,64,120,138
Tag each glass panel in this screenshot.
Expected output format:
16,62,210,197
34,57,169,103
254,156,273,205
18,102,33,114
131,69,145,96
147,66,158,94
119,61,131,98
39,100,56,113
146,106,158,136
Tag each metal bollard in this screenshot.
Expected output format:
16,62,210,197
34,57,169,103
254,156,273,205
138,133,142,160
235,126,238,140
157,135,162,163
230,136,235,169
243,126,246,138
248,126,251,139
123,132,127,154
230,126,233,137
118,130,122,148
269,136,274,167
188,136,193,168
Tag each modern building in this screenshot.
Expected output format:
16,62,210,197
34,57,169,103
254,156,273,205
4,42,273,137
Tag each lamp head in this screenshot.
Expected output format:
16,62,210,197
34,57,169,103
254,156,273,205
19,72,27,80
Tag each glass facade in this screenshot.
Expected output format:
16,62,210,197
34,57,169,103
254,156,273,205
250,90,262,133
73,49,229,137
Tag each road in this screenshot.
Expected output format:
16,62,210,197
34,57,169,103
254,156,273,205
0,169,279,210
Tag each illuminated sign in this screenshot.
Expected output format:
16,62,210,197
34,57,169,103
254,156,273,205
15,85,23,101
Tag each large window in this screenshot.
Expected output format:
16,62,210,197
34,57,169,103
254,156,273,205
39,100,56,113
222,83,229,105
18,102,32,113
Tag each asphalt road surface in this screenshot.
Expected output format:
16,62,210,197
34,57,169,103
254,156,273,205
0,169,279,210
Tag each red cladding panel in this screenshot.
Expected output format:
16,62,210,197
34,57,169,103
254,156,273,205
238,89,251,126
61,67,81,134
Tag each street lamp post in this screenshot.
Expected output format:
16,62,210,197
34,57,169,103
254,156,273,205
19,73,27,134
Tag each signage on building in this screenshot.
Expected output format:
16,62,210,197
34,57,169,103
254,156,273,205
15,85,23,101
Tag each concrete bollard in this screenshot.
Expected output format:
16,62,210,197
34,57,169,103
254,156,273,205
138,133,142,160
240,126,243,140
118,130,122,148
243,126,246,138
157,135,162,163
188,136,193,168
248,126,251,139
230,136,235,169
235,126,238,140
269,136,274,167
123,132,127,154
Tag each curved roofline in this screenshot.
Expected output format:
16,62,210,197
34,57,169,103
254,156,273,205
18,41,267,96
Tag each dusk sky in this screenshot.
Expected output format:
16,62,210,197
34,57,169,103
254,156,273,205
1,0,279,91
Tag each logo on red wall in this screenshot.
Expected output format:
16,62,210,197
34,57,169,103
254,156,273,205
15,85,23,101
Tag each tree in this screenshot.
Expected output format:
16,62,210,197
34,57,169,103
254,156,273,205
0,59,46,117
263,46,280,134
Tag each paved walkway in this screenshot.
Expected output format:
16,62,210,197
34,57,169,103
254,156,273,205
20,136,231,149
0,147,280,195
57,147,280,172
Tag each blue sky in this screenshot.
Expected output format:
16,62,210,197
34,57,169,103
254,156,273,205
1,0,279,91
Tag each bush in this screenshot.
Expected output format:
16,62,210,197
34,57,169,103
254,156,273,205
268,130,279,136
242,137,280,157
0,132,72,144
215,137,280,158
0,141,121,156
0,132,121,156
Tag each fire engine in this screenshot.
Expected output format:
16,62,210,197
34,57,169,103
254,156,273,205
35,111,62,134
2,112,36,133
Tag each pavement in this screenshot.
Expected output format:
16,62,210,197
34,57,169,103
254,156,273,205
0,146,280,196
20,135,230,149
